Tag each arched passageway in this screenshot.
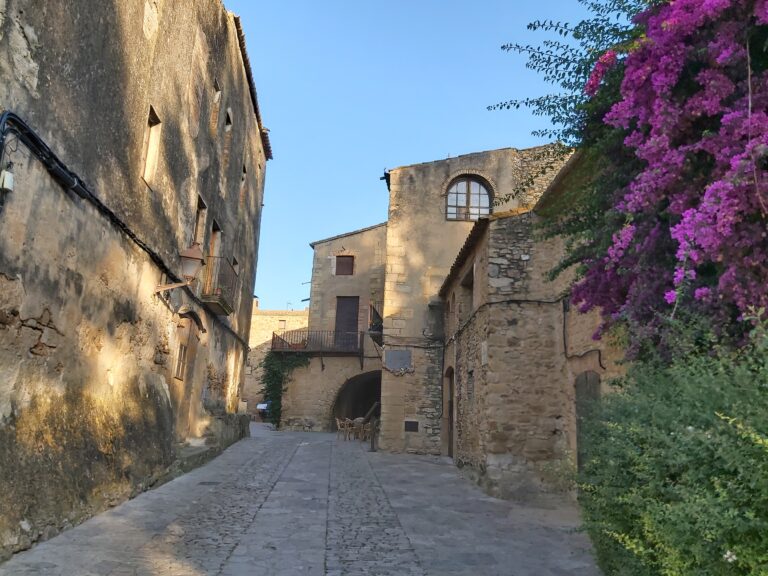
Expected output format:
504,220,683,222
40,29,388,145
331,370,381,429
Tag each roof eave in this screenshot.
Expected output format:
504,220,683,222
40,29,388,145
233,15,273,160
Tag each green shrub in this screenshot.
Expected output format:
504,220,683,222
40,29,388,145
580,318,768,575
259,351,309,428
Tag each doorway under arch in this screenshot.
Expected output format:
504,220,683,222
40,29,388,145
330,370,381,429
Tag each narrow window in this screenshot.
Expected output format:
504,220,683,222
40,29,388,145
202,221,222,296
222,109,233,167
466,369,475,402
278,319,287,331
232,256,240,276
142,106,162,183
209,220,222,258
210,78,222,135
239,165,248,208
335,255,354,276
174,342,188,380
193,196,207,245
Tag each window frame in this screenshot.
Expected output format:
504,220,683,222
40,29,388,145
174,342,188,381
445,176,492,221
335,255,355,276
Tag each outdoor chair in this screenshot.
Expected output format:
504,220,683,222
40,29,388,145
351,417,366,440
336,417,353,440
361,421,372,441
335,417,346,439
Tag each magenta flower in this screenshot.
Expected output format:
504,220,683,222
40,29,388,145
585,50,618,96
573,0,768,344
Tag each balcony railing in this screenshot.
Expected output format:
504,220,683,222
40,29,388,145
271,329,363,354
200,256,237,316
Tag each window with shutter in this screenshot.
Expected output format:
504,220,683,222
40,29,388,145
335,255,354,275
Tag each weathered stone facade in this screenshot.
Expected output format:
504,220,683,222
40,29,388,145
278,224,386,430
379,148,566,453
243,302,308,416
280,147,569,452
0,0,268,559
440,211,622,498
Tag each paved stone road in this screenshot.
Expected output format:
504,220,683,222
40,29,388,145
0,425,601,575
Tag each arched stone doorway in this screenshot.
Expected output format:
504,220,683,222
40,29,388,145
330,370,381,429
575,370,601,471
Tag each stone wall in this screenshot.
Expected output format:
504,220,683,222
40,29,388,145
0,0,267,559
281,348,382,431
380,147,567,453
243,305,308,416
441,211,621,499
308,223,386,333
278,224,386,430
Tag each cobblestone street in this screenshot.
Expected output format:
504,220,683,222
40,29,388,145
0,425,600,576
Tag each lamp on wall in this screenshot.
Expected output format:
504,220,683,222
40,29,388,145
0,162,14,194
155,243,206,293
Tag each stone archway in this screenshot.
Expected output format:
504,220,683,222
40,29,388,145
330,370,381,429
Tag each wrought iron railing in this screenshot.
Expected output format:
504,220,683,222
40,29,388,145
271,329,362,353
200,256,237,316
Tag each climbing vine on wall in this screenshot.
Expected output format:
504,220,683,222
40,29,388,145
259,351,309,428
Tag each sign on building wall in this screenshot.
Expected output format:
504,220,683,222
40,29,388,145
384,349,412,372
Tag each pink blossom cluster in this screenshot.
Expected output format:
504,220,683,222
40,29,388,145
574,0,768,336
585,50,619,96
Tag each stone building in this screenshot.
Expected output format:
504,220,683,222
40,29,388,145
243,300,308,416
274,146,620,497
277,147,565,440
0,0,269,558
378,147,566,453
278,223,387,429
439,208,621,499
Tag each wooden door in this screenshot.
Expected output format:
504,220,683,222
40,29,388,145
335,296,359,350
447,370,455,458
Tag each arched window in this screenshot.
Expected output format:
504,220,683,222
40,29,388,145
446,176,491,221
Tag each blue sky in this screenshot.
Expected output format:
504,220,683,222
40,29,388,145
227,1,590,310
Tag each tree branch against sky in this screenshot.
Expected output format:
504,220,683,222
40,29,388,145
228,0,591,309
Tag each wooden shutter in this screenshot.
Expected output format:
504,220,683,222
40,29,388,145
335,255,354,275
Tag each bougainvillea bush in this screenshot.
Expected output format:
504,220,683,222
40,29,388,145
572,0,768,347
500,0,768,350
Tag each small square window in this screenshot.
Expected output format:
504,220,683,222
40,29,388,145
335,255,354,275
278,319,287,331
